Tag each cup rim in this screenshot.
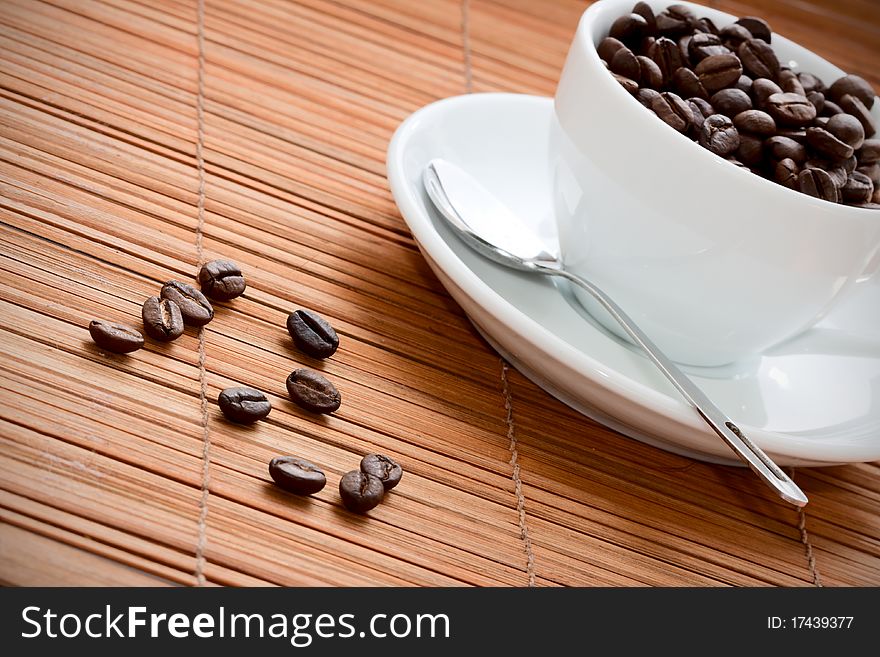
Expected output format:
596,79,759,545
568,0,879,216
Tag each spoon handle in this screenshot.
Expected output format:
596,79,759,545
550,268,808,507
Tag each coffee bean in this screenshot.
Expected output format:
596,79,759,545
859,163,880,185
842,154,858,174
821,100,843,116
695,53,742,93
765,92,817,126
807,90,825,114
733,109,775,135
798,168,839,202
687,100,707,132
141,296,184,342
198,259,246,301
160,281,213,326
649,37,684,82
711,88,751,117
269,456,326,495
598,36,626,63
636,55,663,88
798,72,825,94
738,39,779,81
677,35,692,63
688,96,714,118
651,92,693,132
806,127,854,161
286,368,341,414
286,308,339,358
736,133,764,166
666,4,697,26
828,75,875,109
841,171,874,204
609,13,647,41
696,17,719,35
859,139,880,164
613,73,639,95
805,160,848,188
752,78,783,107
339,470,384,513
838,94,876,138
720,24,752,50
815,116,830,129
688,32,727,64
360,454,403,491
777,128,807,143
777,69,805,97
672,67,707,99
632,2,657,35
655,10,689,37
637,87,661,108
735,17,771,43
734,74,753,95
610,46,640,80
774,158,799,189
826,113,865,150
765,135,806,163
699,114,740,156
218,386,271,423
88,320,144,354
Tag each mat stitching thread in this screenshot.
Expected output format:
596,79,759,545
462,0,472,93
194,0,211,587
500,360,537,586
792,468,822,587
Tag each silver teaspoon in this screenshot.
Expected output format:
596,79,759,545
423,158,807,508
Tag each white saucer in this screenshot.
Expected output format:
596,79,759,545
387,93,880,466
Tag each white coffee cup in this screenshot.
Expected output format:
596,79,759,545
551,0,880,366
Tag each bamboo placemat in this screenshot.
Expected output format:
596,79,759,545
1,0,878,587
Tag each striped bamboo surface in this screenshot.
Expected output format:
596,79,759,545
1,0,878,587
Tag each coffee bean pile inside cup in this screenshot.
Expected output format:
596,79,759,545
88,259,400,513
601,3,879,207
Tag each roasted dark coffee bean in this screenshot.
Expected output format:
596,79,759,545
765,92,816,127
688,96,714,118
666,4,697,25
649,37,684,82
687,100,706,132
696,17,719,35
711,88,751,117
695,54,742,93
842,154,858,174
672,67,707,100
632,2,657,35
687,32,727,63
778,69,805,97
218,386,271,423
734,74,753,95
798,168,839,202
738,39,779,81
612,73,639,95
774,158,799,189
734,109,775,135
339,470,384,513
805,127,854,161
651,92,693,132
828,74,875,109
699,114,740,156
826,113,865,150
736,133,764,166
859,139,880,164
88,320,144,354
858,163,880,185
141,296,184,342
637,87,661,108
160,281,213,326
655,11,688,37
841,171,874,204
269,456,326,495
639,35,657,53
677,35,692,63
610,46,640,80
286,368,341,414
598,36,626,63
807,90,825,114
198,259,246,301
798,72,825,94
805,160,848,188
636,55,663,88
838,95,876,138
815,116,830,129
286,308,339,358
719,24,752,50
821,99,843,116
609,13,647,41
360,454,403,491
735,16,771,43
777,128,807,143
752,78,783,107
765,135,806,163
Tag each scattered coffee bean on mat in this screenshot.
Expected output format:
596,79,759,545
286,368,341,414
286,309,339,359
218,386,271,424
269,456,326,495
160,281,214,326
141,296,184,342
339,470,385,513
88,320,144,354
198,259,246,301
360,454,403,491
